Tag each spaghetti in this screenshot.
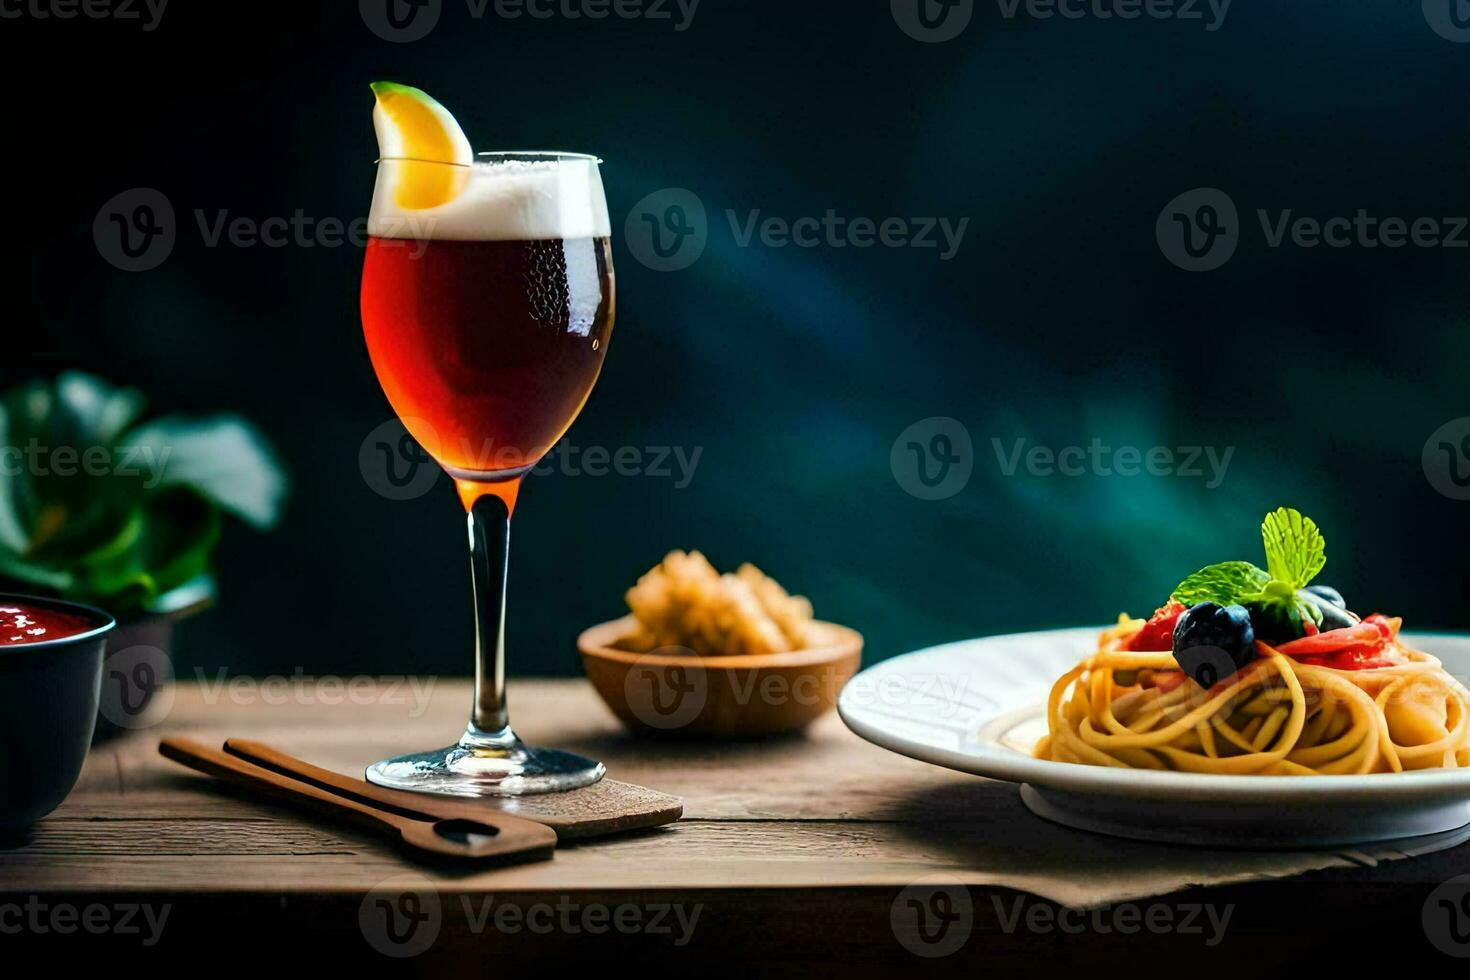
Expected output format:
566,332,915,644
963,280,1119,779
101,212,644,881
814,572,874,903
1035,617,1470,775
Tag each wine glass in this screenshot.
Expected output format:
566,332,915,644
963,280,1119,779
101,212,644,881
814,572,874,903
359,151,614,795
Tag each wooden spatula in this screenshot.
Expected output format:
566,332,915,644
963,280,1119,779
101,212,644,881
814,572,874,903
159,737,556,864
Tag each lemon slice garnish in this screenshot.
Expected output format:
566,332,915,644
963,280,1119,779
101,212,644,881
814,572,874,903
370,81,473,211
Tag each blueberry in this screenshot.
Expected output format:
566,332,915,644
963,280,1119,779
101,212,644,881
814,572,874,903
1298,587,1359,631
1172,602,1256,689
1304,585,1346,609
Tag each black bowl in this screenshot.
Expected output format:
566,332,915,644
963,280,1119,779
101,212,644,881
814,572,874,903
0,594,115,831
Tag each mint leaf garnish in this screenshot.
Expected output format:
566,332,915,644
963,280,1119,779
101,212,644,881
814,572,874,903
1172,561,1271,606
1167,508,1329,642
1260,507,1326,590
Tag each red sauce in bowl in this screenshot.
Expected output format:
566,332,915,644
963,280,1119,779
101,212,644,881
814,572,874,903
0,603,100,645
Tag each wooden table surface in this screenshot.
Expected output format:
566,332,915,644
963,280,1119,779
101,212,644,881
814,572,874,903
4,679,1469,971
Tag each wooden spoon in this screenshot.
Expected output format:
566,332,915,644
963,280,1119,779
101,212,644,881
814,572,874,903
221,738,683,840
159,737,556,864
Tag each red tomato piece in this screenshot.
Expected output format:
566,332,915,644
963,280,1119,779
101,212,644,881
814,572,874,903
1276,613,1402,670
1128,600,1186,651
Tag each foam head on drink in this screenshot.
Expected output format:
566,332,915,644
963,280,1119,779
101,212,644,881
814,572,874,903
368,156,611,243
361,84,615,512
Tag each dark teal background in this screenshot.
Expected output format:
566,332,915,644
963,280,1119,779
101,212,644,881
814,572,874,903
7,1,1469,678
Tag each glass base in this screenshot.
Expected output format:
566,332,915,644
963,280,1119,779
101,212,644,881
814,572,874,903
364,725,605,797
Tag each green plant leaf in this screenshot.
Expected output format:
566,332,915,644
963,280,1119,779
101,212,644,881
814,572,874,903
0,373,151,562
1171,560,1271,607
126,416,288,530
146,573,217,616
1260,507,1326,590
0,381,51,550
139,492,222,597
0,373,288,609
0,404,32,554
54,371,147,446
0,547,77,592
62,493,221,614
69,506,158,605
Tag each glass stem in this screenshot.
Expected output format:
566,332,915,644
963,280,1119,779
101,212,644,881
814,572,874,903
468,490,512,734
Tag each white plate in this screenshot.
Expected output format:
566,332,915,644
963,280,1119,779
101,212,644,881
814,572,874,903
838,627,1470,847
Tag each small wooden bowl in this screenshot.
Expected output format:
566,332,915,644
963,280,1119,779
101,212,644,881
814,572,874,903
579,616,863,738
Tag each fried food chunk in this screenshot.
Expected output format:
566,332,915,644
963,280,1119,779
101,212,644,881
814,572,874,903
623,550,817,656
